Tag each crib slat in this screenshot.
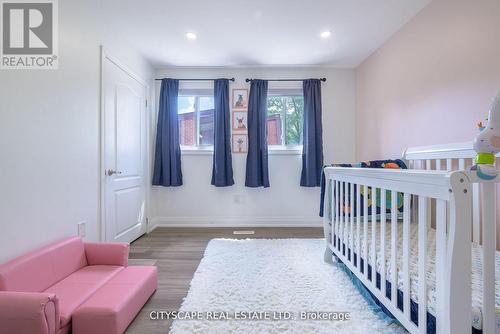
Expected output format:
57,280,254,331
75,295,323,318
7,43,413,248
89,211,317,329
344,183,348,254
330,180,335,247
336,181,340,250
418,196,427,334
338,181,341,250
472,183,480,244
380,189,387,297
371,187,377,286
344,182,349,258
458,158,465,170
344,182,349,256
481,183,496,334
356,184,361,271
426,159,432,170
403,193,411,318
391,191,398,308
446,158,452,171
345,182,349,256
436,159,442,170
426,198,432,230
340,182,345,253
346,183,350,258
364,185,369,279
350,183,354,264
435,200,448,334
332,180,336,248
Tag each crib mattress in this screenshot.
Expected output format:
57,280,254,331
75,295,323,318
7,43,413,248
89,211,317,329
333,220,500,330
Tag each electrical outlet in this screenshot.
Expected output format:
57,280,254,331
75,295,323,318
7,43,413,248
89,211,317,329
77,221,86,238
233,194,246,204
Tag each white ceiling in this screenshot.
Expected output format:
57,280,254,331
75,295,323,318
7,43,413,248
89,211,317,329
101,0,432,69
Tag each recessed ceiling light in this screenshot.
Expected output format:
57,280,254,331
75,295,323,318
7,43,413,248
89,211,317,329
320,30,332,39
185,32,197,40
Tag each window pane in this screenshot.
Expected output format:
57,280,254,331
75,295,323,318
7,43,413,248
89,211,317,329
178,96,196,146
267,97,284,145
199,96,214,111
199,96,214,146
285,96,304,146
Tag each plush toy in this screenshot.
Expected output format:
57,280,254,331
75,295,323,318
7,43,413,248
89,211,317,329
382,162,400,169
472,92,500,180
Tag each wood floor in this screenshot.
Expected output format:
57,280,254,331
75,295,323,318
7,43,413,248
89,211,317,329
125,227,324,333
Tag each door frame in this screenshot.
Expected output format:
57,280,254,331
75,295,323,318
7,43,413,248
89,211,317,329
99,45,151,242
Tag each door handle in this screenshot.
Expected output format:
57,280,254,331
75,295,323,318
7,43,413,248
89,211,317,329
106,169,122,176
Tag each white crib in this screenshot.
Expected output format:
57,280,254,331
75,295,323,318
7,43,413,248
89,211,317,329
322,141,499,334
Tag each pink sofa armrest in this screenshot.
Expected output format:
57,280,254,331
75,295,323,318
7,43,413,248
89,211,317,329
84,242,129,266
0,291,59,334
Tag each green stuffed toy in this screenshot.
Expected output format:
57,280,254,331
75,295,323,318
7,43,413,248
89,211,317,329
472,92,500,180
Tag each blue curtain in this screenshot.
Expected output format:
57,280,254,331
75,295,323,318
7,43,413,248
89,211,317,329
152,79,183,186
300,79,324,187
211,79,234,187
245,80,269,187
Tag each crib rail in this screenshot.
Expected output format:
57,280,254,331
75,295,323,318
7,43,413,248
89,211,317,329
404,141,500,245
323,167,497,334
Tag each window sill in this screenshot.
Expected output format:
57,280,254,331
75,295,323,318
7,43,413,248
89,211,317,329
180,147,302,156
268,147,302,155
181,148,213,155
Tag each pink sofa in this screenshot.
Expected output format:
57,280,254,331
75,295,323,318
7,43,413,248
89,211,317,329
0,237,157,334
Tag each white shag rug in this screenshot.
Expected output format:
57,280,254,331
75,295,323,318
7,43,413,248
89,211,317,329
169,239,407,334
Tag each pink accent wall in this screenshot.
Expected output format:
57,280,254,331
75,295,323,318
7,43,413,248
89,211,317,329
356,0,500,160
356,0,500,248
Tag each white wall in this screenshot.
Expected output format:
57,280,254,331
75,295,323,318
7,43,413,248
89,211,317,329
151,67,355,228
0,0,154,262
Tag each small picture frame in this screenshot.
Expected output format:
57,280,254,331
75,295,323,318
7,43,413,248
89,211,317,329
232,111,248,131
232,88,248,110
232,134,248,153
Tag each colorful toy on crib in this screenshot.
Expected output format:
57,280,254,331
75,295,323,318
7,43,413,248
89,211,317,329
472,91,500,180
477,119,487,132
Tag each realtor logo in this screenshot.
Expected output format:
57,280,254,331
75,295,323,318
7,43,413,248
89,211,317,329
1,0,58,69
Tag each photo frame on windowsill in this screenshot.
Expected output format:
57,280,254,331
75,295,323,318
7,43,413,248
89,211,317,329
232,134,248,153
232,111,248,131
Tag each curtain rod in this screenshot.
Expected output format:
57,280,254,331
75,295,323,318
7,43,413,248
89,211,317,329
155,77,235,81
245,78,326,83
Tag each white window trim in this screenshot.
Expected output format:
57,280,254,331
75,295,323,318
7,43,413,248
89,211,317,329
268,145,303,155
181,146,213,155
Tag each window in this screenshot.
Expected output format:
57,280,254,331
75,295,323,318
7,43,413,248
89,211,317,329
267,94,304,148
178,95,214,147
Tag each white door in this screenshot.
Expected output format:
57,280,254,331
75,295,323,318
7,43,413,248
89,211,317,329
102,54,147,243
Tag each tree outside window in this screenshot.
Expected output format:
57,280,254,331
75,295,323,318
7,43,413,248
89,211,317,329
267,95,304,147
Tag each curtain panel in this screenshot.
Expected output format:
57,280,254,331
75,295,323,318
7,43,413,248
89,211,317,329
300,79,324,187
211,79,234,187
152,78,183,187
245,79,270,187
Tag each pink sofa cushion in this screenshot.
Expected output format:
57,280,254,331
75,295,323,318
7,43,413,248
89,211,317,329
0,237,87,292
44,265,123,327
72,266,158,334
84,242,129,266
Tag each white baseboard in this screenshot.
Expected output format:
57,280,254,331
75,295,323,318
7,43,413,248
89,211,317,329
148,216,322,232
